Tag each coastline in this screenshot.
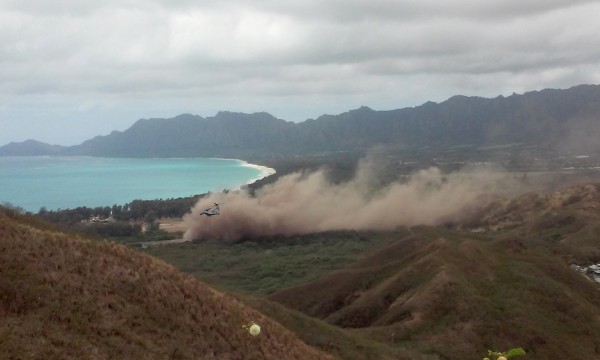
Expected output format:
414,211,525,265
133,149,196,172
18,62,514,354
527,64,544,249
240,160,276,184
0,157,278,212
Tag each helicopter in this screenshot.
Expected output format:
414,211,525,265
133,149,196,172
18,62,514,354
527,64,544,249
200,203,220,216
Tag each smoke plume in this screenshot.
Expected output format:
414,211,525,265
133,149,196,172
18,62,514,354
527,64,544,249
183,160,522,241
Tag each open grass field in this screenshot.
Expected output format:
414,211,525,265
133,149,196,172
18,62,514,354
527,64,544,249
144,229,407,295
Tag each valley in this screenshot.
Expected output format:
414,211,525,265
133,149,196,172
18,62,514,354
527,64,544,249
143,179,600,360
4,84,600,359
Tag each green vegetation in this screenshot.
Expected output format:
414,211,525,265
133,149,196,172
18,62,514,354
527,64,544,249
483,348,526,360
145,230,404,295
108,228,182,245
32,195,204,242
37,195,203,225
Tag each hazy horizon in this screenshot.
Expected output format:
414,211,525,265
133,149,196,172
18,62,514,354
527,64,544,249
3,83,599,148
2,1,600,146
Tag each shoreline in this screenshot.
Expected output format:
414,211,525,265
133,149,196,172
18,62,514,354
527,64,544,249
1,157,278,212
239,160,276,186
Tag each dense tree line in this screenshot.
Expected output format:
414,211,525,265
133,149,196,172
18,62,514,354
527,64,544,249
114,195,204,220
36,195,204,225
33,194,207,239
72,222,142,238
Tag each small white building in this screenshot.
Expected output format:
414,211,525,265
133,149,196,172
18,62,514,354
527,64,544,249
570,263,600,284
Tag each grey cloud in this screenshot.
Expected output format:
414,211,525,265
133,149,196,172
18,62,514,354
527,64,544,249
240,0,600,22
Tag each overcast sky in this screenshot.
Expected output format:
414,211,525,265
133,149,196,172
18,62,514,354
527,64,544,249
1,0,600,146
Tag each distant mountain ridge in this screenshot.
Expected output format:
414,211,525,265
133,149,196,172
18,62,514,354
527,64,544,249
3,84,600,158
67,112,295,158
0,139,66,156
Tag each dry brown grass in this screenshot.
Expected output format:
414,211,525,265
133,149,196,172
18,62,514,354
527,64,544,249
0,212,334,360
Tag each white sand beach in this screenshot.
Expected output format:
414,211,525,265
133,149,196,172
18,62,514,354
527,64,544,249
240,161,276,184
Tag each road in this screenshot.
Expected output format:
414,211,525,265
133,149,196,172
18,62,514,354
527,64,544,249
130,238,190,248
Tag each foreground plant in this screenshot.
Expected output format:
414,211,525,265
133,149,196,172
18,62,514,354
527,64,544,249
483,347,526,360
242,321,261,336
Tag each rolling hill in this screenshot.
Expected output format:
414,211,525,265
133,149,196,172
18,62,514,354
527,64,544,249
266,184,600,360
0,208,333,360
137,182,600,360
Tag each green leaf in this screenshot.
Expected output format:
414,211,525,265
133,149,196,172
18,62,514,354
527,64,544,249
506,348,526,358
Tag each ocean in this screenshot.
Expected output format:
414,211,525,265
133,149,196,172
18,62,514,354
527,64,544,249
0,156,274,212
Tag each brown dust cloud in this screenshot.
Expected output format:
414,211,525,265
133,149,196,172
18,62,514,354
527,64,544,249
183,159,524,242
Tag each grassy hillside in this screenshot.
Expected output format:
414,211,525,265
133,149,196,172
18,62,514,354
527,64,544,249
239,294,440,360
0,208,333,360
268,226,600,359
145,230,439,360
267,183,600,360
463,182,600,263
145,183,600,360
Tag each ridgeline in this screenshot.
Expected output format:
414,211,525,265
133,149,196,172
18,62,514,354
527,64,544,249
2,84,600,159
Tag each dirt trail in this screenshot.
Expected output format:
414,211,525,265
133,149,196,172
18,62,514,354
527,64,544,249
134,238,190,248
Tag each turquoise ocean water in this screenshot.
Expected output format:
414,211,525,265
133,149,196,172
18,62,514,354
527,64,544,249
0,157,272,212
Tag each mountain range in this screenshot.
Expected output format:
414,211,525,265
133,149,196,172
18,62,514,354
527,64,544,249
2,84,600,159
